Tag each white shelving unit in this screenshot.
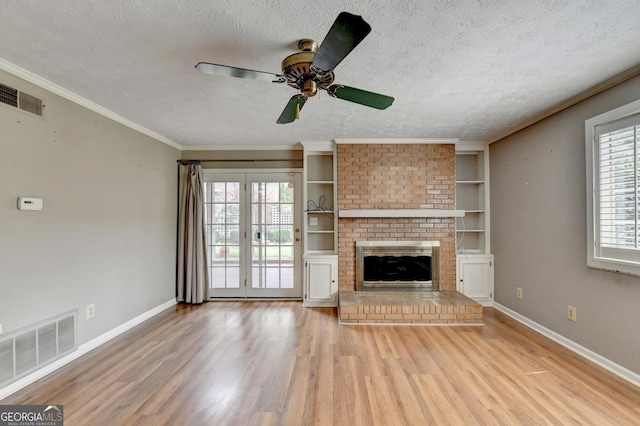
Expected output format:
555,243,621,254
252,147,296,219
301,141,338,307
456,143,493,305
455,144,490,254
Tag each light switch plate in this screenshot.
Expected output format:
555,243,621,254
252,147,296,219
17,197,43,211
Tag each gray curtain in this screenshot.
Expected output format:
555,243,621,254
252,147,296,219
177,163,209,304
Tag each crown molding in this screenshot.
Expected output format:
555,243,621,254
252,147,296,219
488,63,640,144
0,57,183,150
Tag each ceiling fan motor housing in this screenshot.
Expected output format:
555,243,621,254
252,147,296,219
281,41,334,97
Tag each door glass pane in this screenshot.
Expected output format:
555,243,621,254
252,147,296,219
213,182,226,202
266,267,280,288
205,181,240,289
250,180,296,291
280,267,294,289
266,182,279,202
226,182,240,202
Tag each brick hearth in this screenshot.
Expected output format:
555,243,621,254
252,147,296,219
339,290,483,325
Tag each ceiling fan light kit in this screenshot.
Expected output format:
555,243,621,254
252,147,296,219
195,12,394,124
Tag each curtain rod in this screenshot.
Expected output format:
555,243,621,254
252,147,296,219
177,159,302,163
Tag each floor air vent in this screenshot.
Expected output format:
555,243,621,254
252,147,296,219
0,311,77,387
0,82,44,116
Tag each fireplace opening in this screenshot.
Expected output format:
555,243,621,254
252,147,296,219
356,241,440,291
364,256,432,281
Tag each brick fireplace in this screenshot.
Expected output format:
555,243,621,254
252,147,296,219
337,143,457,292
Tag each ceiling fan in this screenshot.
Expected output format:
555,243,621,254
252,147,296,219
195,12,394,124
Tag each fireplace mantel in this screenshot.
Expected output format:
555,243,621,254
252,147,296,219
338,209,465,218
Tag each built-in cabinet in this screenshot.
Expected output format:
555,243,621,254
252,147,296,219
301,141,338,307
457,254,494,306
303,255,338,306
456,143,493,304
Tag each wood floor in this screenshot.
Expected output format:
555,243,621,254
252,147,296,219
2,302,639,425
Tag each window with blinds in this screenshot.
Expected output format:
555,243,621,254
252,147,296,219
586,101,640,276
598,123,639,248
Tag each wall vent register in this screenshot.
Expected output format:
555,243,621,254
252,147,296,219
0,311,77,388
0,83,44,116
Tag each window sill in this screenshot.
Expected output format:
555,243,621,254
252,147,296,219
588,258,640,278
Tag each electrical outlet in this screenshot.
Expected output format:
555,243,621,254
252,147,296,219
0,324,2,334
516,287,523,300
567,305,577,322
86,304,95,319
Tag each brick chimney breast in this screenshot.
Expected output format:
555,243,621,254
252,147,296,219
337,144,457,291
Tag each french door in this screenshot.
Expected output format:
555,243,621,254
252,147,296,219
203,171,302,298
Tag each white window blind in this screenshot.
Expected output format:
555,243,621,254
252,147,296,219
598,124,639,249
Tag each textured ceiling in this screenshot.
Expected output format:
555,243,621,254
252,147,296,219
1,0,639,148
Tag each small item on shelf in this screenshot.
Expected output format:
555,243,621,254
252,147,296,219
306,194,335,218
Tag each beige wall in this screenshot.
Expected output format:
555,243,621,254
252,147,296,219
490,74,640,374
0,68,179,345
181,149,302,169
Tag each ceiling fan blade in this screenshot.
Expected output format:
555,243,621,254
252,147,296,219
195,62,285,83
277,95,307,124
311,12,371,72
327,85,394,110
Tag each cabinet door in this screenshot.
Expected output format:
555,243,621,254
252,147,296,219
304,257,337,306
458,256,493,301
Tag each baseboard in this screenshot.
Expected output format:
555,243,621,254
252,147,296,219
0,298,177,401
493,302,640,389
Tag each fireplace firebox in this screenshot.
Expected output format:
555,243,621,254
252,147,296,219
356,241,440,291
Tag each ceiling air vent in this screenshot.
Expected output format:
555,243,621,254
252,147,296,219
0,82,43,116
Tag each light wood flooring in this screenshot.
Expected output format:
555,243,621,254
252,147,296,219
2,302,639,425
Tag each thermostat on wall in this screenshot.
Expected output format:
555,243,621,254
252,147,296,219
17,197,43,211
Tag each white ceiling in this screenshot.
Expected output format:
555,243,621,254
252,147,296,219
1,0,639,148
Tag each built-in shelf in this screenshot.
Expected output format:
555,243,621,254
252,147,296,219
456,145,490,254
302,141,339,308
306,250,336,256
303,142,337,256
338,209,465,218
